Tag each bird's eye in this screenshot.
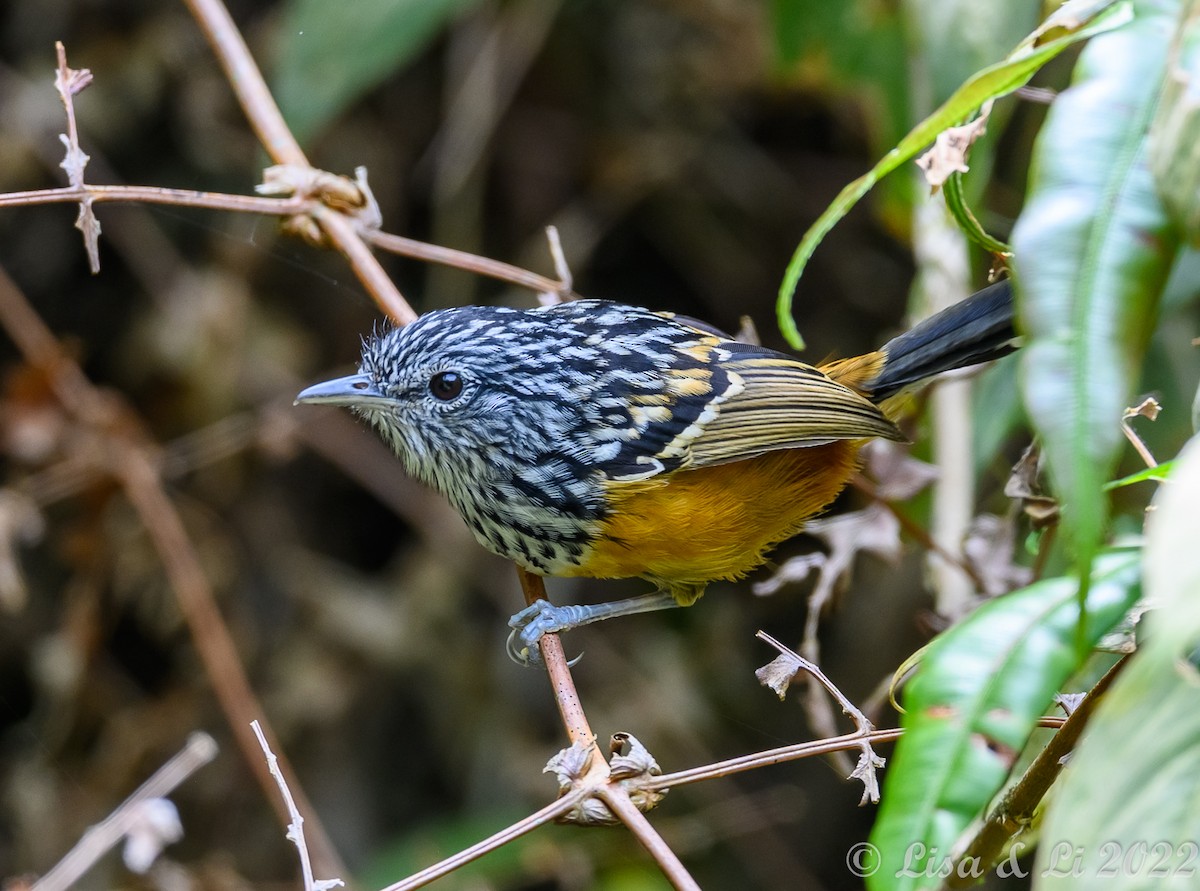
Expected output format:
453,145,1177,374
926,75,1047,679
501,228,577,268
429,371,464,401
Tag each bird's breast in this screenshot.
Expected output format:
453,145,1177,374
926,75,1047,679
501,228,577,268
571,442,864,597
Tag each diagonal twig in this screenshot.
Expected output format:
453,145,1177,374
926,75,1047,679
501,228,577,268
32,733,218,891
252,721,344,891
377,793,587,891
182,0,415,325
0,266,349,883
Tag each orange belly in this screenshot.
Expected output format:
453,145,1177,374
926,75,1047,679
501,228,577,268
570,442,862,602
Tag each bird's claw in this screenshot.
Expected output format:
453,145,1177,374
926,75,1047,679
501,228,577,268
506,599,584,669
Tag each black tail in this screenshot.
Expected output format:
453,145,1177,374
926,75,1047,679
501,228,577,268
869,279,1016,401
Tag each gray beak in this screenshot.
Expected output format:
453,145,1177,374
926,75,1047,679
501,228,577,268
295,373,386,407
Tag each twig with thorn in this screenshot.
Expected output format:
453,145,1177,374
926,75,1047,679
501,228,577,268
252,721,344,891
756,631,885,804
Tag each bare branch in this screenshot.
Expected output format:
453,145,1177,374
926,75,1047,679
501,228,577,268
0,269,348,882
756,632,885,805
515,567,603,769
182,0,416,326
596,785,700,891
252,721,344,891
364,228,566,295
181,0,308,166
32,733,217,891
538,225,573,304
377,794,585,891
0,183,308,214
53,42,100,272
1121,396,1161,468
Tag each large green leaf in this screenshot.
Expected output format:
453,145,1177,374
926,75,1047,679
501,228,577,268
775,0,1132,348
902,0,1041,107
1034,436,1200,889
1011,0,1181,574
1149,0,1200,243
272,0,482,144
867,549,1141,891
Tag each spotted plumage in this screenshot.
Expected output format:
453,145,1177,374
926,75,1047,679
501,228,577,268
322,299,902,577
297,282,1015,649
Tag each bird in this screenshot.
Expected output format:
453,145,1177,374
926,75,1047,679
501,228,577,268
297,279,1015,661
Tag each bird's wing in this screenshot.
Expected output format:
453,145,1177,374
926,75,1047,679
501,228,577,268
587,333,902,481
684,346,904,469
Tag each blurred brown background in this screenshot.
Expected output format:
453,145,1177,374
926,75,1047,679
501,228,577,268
0,0,1145,888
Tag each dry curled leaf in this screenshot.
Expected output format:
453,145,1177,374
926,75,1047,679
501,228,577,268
608,733,667,814
1005,443,1060,527
915,105,991,191
1124,396,1161,422
755,652,805,701
1054,692,1087,716
962,513,1032,597
850,746,887,806
543,740,594,791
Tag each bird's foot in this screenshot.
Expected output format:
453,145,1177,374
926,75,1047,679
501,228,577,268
506,599,588,668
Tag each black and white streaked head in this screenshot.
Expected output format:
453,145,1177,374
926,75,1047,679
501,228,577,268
295,300,738,575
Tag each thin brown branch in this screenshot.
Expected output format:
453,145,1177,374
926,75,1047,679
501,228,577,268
364,229,566,295
515,568,601,766
756,631,885,804
181,0,308,166
945,657,1128,887
0,181,558,320
0,183,308,214
852,476,988,591
310,205,417,325
649,728,903,790
378,792,586,891
180,0,417,325
648,714,1067,791
542,225,573,300
118,433,350,883
0,269,348,883
596,785,701,891
1121,397,1160,468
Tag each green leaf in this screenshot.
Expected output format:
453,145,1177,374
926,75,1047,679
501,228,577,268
972,354,1025,479
943,171,1012,255
1034,435,1200,888
867,549,1142,891
1103,460,1175,490
1149,0,1200,244
902,0,1042,107
272,0,481,144
776,0,1133,349
1141,435,1200,656
1012,0,1181,576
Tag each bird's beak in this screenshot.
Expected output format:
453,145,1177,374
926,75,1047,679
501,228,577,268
295,373,387,407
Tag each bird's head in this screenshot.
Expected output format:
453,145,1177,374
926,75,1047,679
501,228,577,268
295,304,581,492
